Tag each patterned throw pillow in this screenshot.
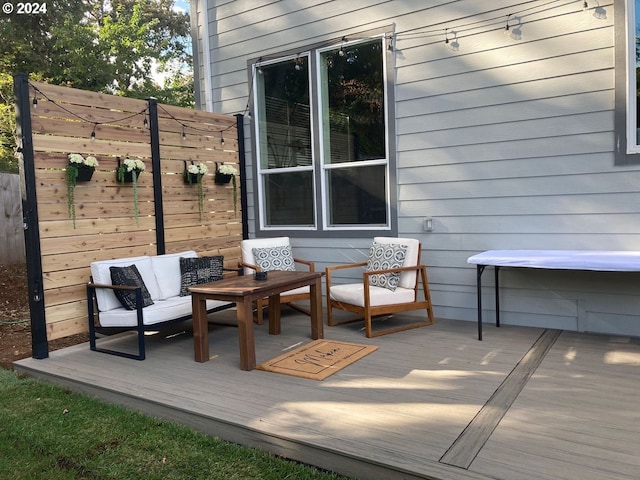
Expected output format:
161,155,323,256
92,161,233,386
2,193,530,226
251,245,295,272
179,256,224,296
366,242,408,291
109,265,155,310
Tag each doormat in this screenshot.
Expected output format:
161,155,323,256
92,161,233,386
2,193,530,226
257,339,378,380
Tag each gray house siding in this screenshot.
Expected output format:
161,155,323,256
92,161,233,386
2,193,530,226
192,0,640,337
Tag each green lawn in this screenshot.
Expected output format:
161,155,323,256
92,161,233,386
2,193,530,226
0,369,350,480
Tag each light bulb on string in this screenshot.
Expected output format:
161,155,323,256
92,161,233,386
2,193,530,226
445,28,449,45
583,1,588,11
504,14,511,34
338,36,347,56
32,95,38,109
181,126,186,140
220,132,225,147
90,124,97,141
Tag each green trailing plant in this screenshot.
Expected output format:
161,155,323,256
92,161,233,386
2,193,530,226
66,153,98,228
184,162,208,221
216,163,239,215
116,157,146,226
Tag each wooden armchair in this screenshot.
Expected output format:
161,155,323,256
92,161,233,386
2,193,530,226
325,237,434,337
239,237,315,324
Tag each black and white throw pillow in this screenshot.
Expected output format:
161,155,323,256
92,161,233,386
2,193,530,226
109,264,155,310
179,256,224,296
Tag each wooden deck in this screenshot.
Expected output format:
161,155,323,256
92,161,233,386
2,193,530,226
13,310,640,480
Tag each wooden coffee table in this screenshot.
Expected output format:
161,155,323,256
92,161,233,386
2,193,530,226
189,270,324,370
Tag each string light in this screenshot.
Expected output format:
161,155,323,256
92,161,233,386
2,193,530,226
32,95,38,109
445,28,449,44
338,36,347,56
27,82,235,152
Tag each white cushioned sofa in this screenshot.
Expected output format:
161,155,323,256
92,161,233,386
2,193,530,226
87,250,235,360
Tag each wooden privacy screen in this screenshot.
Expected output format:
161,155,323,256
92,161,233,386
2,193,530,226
21,79,242,343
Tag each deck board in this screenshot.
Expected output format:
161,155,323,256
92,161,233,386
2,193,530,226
13,311,640,480
470,331,640,480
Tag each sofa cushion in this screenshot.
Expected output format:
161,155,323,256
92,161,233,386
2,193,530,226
109,265,155,310
151,250,197,299
91,256,162,312
252,245,295,271
366,242,407,291
179,256,224,296
97,297,231,328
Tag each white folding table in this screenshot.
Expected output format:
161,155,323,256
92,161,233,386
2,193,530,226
467,250,640,340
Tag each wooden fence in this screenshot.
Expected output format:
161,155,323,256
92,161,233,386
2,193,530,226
0,173,26,264
18,77,243,346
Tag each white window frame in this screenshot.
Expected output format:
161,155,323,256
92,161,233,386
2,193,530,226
317,36,392,231
253,53,317,231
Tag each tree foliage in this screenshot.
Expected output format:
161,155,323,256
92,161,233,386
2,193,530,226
0,0,193,172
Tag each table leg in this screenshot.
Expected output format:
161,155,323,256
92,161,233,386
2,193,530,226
477,265,485,341
268,294,281,335
495,266,501,328
236,297,256,371
310,277,323,339
192,293,209,362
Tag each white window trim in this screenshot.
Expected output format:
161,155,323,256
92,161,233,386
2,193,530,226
626,0,640,153
251,33,395,233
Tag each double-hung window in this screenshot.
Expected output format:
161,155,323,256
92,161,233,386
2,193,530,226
253,35,392,232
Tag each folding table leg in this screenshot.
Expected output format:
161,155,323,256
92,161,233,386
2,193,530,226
477,265,485,340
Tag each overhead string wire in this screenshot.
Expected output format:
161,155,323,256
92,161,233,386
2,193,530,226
28,83,149,141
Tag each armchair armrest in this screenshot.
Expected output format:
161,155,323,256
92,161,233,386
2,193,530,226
325,261,368,273
239,260,260,272
293,258,315,271
239,259,315,273
325,261,368,290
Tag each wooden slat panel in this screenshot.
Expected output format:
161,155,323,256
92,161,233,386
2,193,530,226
45,315,88,340
42,266,92,290
32,80,148,112
26,81,241,342
33,134,151,157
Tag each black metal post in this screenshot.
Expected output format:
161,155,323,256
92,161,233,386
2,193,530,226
148,98,165,255
235,114,249,241
14,73,48,358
